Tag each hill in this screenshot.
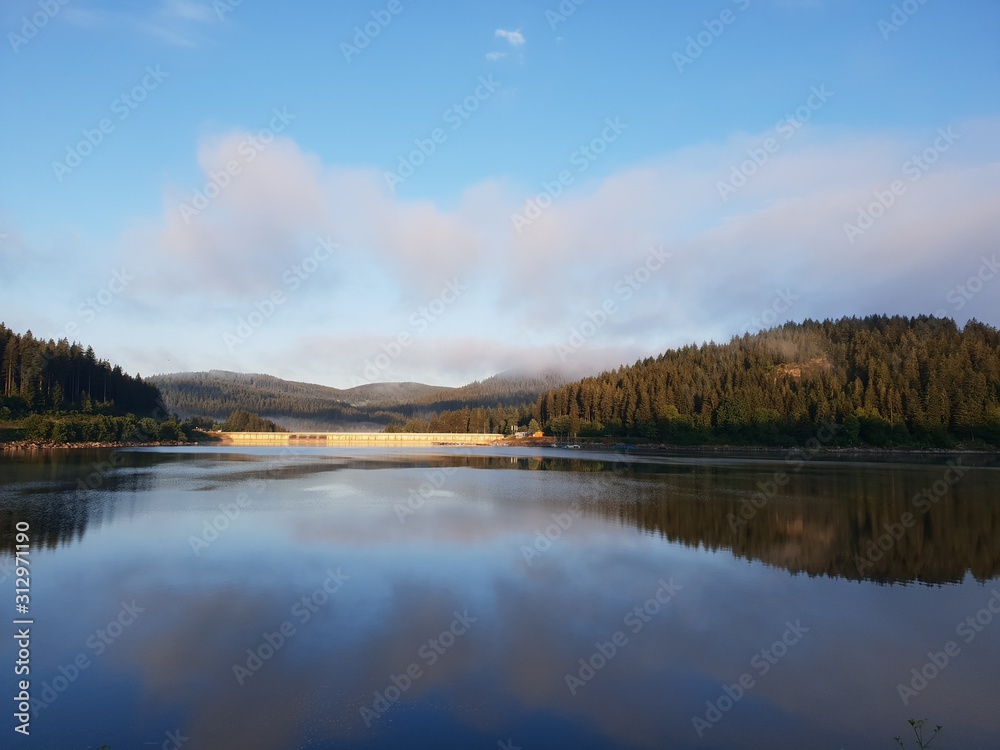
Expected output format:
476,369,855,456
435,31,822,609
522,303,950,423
149,368,568,431
536,315,1000,447
1,323,160,418
396,316,1000,448
150,370,397,431
0,322,195,445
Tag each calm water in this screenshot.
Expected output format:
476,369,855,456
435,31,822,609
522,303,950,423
1,446,999,750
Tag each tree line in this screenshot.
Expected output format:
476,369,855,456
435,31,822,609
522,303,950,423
217,409,285,432
150,370,566,429
389,316,1000,448
0,323,212,444
1,323,161,418
152,372,412,426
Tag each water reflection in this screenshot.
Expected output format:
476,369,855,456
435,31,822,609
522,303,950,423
1,447,999,749
2,448,997,585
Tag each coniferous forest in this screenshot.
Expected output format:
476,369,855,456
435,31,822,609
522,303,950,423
3,315,1000,448
0,323,180,443
149,369,568,431
0,323,161,417
391,316,1000,448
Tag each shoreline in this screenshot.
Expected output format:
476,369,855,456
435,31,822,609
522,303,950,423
498,438,1000,459
2,437,995,459
0,439,217,451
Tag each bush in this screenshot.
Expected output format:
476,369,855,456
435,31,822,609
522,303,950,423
22,414,52,440
157,420,183,442
135,418,160,442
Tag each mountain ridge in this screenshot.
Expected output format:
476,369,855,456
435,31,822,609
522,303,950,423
149,368,569,431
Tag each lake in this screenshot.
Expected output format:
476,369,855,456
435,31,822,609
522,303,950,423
1,445,999,749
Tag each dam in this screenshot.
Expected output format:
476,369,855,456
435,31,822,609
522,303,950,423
215,431,502,446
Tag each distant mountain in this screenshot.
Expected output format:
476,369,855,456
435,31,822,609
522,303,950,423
340,381,450,405
412,370,571,410
149,368,569,431
150,370,395,430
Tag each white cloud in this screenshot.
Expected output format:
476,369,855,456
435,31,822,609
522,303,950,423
160,0,215,23
28,116,999,386
495,28,525,47
486,51,508,61
57,0,216,46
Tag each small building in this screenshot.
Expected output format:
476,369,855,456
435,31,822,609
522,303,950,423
532,431,544,438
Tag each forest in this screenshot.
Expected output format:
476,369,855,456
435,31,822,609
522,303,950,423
217,409,285,432
0,323,193,443
389,316,1000,448
1,323,161,417
150,369,566,431
4,315,999,448
151,371,409,428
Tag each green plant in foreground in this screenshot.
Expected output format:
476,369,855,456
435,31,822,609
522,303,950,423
894,719,942,749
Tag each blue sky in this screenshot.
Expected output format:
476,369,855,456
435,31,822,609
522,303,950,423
1,0,998,387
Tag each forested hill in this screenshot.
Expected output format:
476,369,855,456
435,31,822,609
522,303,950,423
150,369,568,430
407,370,569,410
0,323,161,417
150,371,403,429
534,315,1000,447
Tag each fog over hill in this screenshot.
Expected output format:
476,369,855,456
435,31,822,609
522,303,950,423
149,368,569,431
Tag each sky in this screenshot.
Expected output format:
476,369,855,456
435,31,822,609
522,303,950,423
1,0,998,389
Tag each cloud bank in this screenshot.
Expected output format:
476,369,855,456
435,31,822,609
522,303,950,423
10,116,1000,387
